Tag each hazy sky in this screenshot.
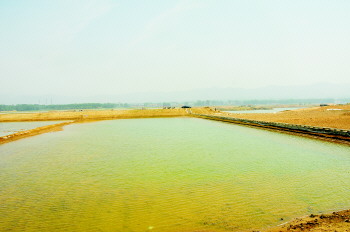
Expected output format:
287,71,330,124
1,0,350,98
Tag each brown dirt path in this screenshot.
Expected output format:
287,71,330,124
0,108,193,122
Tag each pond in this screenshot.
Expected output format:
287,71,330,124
0,118,349,232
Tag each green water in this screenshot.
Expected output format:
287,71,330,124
0,118,350,232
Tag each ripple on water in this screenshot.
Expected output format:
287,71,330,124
0,118,350,232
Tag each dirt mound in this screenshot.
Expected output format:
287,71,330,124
224,105,350,130
264,209,350,232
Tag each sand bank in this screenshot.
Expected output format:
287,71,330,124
262,209,350,232
0,108,191,122
223,104,350,130
0,108,217,144
194,114,350,145
1,106,350,145
0,121,72,144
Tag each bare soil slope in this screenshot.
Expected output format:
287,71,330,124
263,209,350,232
0,108,190,122
224,105,350,130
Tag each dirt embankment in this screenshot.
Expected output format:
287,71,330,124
0,108,217,144
219,105,350,130
0,108,191,122
0,121,73,144
262,209,350,232
216,106,273,111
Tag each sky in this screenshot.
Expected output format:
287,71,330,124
1,0,350,102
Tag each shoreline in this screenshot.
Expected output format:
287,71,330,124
1,107,350,146
260,209,350,232
0,121,73,145
221,104,350,130
0,109,193,144
0,115,192,145
194,114,350,145
0,108,190,122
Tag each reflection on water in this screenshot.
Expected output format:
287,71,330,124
0,121,69,137
0,118,349,232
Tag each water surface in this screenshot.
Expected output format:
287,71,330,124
0,121,69,137
1,118,349,232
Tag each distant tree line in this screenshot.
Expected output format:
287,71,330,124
0,103,129,111
1,98,348,111
189,98,349,106
160,99,347,107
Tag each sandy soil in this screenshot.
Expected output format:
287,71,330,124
0,122,72,144
0,108,192,122
221,105,350,130
0,108,217,144
261,209,350,232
